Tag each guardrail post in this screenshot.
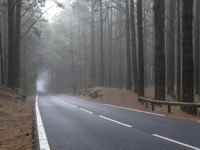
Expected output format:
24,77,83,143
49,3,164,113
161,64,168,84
168,104,171,113
145,101,148,108
151,102,155,111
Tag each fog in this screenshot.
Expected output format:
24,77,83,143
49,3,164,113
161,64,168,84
36,71,50,93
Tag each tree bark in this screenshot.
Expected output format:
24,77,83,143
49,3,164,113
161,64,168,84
99,0,104,85
182,0,196,114
108,2,113,87
130,0,138,93
0,30,3,85
137,0,144,97
194,0,200,94
15,0,22,88
154,0,165,100
7,0,16,88
125,0,132,90
166,0,175,97
90,1,96,85
176,0,181,101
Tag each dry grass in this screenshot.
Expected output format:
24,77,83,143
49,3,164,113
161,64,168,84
0,88,33,150
79,86,200,122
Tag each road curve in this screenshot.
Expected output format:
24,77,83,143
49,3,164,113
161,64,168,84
37,94,200,150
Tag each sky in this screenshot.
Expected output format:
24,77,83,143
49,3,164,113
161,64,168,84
42,0,75,21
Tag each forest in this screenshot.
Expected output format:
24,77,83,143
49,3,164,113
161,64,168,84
0,0,200,115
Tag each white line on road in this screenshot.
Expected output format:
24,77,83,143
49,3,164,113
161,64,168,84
35,94,51,150
79,108,93,114
152,134,200,150
99,115,132,128
59,100,69,105
69,104,78,108
105,104,165,117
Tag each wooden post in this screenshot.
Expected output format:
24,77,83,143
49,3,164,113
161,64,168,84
168,104,171,113
146,101,148,108
151,102,155,111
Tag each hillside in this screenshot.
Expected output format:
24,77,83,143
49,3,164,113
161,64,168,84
0,87,33,150
80,87,200,122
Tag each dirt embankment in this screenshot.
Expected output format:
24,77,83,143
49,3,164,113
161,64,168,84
0,87,33,150
80,87,200,122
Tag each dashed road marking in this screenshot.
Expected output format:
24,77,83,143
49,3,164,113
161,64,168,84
105,104,165,117
79,108,93,114
152,134,200,150
99,115,132,128
68,104,77,108
36,94,51,150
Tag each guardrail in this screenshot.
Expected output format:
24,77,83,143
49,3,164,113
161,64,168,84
139,96,200,114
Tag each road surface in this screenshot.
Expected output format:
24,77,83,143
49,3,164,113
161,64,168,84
37,94,200,150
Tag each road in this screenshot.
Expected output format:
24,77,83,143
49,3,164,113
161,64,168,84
37,94,200,150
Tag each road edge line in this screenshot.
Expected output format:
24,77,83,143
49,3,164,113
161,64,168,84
152,134,200,150
35,94,51,150
104,104,165,117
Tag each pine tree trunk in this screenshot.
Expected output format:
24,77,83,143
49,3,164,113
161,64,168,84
0,30,3,85
182,0,196,114
108,3,113,87
154,0,165,100
130,0,139,93
99,0,104,85
15,0,21,88
176,0,181,101
194,0,200,94
118,11,122,89
166,0,175,97
137,0,145,97
7,0,15,88
90,1,96,85
125,0,132,90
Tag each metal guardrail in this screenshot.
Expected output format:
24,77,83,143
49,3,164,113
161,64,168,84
139,96,200,114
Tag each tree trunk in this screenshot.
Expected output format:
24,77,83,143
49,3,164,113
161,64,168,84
15,0,21,88
99,0,104,85
125,0,132,90
0,30,3,85
118,11,122,89
166,0,175,97
78,24,82,89
108,2,113,87
7,0,16,88
130,0,138,93
154,0,165,100
137,0,145,97
176,0,181,101
90,2,96,85
194,0,200,94
182,0,196,114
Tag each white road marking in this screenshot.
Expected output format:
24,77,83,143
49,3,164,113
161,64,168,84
79,108,93,114
99,115,132,128
105,104,165,117
69,104,78,108
35,94,51,150
152,134,200,150
60,100,69,105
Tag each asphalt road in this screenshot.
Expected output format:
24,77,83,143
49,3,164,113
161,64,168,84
37,94,200,150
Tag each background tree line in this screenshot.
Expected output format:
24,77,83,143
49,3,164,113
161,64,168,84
0,0,199,114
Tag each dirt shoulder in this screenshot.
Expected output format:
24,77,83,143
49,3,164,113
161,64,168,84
78,87,200,122
0,87,33,150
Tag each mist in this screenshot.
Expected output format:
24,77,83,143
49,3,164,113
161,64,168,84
36,71,50,93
